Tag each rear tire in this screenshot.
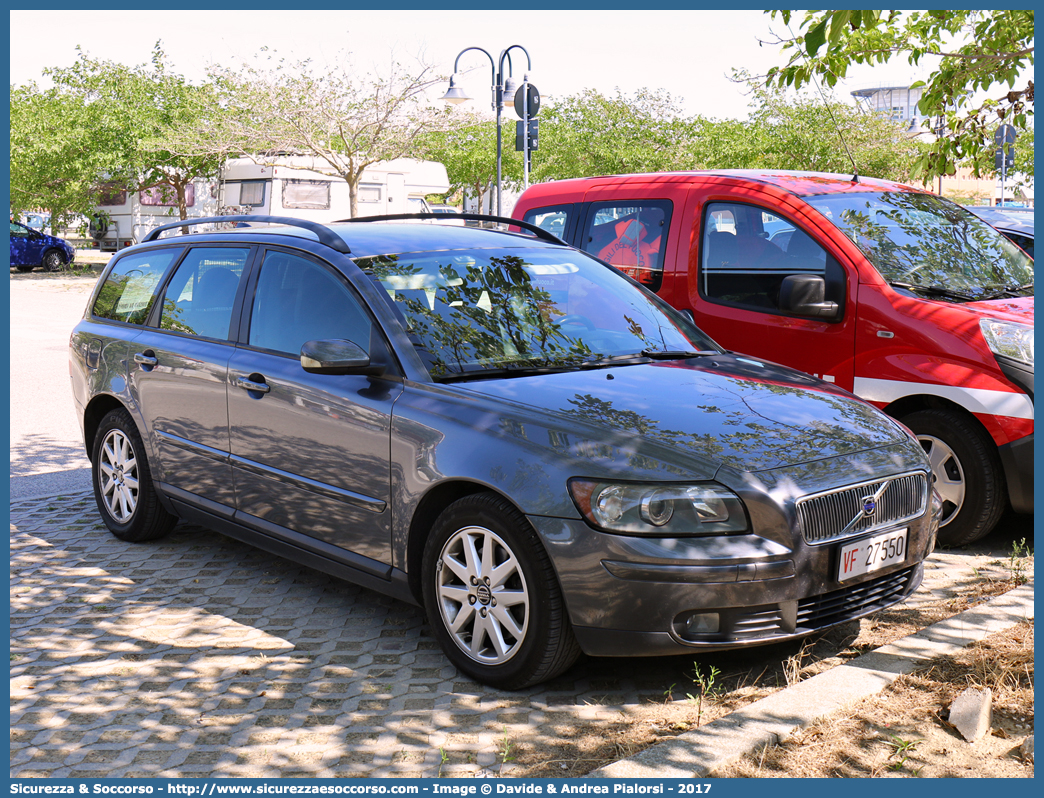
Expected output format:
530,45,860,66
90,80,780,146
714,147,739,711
901,408,1005,546
422,493,581,689
91,409,177,542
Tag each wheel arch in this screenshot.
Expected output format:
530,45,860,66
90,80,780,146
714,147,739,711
82,394,132,462
883,393,986,434
404,480,527,604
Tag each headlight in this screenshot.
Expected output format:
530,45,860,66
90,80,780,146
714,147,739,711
980,319,1033,366
568,479,748,536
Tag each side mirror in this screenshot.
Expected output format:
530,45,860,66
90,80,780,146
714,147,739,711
300,338,385,376
779,274,839,319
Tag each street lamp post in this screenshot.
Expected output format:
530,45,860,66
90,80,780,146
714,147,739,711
442,45,532,217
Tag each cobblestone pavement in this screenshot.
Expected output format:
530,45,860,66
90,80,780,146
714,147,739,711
10,492,1018,779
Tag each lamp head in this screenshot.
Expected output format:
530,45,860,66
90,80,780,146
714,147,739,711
441,74,471,105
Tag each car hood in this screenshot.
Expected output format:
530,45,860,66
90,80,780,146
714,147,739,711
962,295,1033,325
459,354,908,474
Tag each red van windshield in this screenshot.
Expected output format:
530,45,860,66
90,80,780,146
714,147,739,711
806,191,1033,301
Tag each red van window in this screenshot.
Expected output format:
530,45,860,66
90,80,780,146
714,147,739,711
582,201,672,291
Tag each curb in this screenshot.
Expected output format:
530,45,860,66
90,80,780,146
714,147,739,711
587,580,1035,778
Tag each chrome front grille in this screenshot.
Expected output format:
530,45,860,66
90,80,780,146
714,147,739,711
797,472,929,545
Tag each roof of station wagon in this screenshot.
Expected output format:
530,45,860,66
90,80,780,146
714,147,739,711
149,222,564,260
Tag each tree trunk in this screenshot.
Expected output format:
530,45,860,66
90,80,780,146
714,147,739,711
176,182,189,220
348,179,358,219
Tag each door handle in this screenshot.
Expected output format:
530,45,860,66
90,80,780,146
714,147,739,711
133,351,158,368
236,375,271,394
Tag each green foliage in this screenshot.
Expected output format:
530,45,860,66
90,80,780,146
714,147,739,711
728,76,927,181
11,43,223,223
184,50,451,217
533,88,691,180
417,112,522,212
522,82,924,184
765,10,1034,181
9,83,109,229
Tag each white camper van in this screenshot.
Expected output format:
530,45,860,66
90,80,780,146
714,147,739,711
89,157,451,250
218,155,450,222
90,178,220,252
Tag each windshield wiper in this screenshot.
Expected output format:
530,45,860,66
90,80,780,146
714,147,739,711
979,283,1034,300
641,348,720,360
889,281,977,302
579,353,652,369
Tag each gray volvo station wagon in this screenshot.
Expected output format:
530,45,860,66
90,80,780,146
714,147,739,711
70,214,942,688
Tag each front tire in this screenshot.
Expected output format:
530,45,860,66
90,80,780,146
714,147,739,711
422,493,581,689
91,409,177,542
42,249,67,272
901,408,1005,546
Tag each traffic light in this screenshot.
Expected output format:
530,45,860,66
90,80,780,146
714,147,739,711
515,118,539,152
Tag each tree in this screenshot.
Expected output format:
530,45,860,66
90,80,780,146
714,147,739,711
41,43,224,221
417,111,522,213
762,10,1034,181
174,51,452,217
9,84,111,231
532,88,693,180
714,79,926,182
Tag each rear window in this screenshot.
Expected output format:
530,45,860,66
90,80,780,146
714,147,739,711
92,250,180,325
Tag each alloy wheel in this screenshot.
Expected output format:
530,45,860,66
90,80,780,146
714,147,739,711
919,433,965,527
98,428,139,523
435,525,530,665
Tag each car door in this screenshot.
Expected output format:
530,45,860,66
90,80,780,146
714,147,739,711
689,194,857,387
227,248,402,567
129,245,252,511
10,221,41,266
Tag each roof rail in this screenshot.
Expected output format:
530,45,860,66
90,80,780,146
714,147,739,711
140,215,352,254
333,212,568,246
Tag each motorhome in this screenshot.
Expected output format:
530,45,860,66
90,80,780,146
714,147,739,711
218,155,450,223
89,178,220,251
89,156,451,251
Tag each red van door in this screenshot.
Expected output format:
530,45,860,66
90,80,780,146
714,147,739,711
683,190,859,390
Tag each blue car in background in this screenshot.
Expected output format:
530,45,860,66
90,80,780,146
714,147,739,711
9,220,76,272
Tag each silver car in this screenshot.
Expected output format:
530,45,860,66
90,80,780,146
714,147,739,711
70,214,941,689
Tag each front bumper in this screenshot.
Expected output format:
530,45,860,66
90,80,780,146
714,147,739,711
529,514,932,657
999,432,1034,514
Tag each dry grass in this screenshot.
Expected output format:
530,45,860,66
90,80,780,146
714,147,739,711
713,622,1034,778
505,570,1027,778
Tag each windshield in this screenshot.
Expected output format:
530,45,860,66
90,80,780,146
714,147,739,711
361,248,719,380
805,191,1033,301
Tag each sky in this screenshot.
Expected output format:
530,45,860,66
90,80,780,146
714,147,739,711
7,8,940,121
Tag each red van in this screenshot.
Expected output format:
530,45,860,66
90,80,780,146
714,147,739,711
514,171,1033,545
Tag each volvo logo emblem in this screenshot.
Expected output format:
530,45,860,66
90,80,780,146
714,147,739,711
840,479,892,535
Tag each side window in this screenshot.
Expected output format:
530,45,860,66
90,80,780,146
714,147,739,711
158,248,250,339
92,250,180,325
10,222,30,238
282,179,331,210
239,181,266,206
523,204,573,241
580,201,672,291
248,251,373,357
701,202,841,315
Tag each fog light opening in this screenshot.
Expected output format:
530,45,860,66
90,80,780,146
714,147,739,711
675,611,720,641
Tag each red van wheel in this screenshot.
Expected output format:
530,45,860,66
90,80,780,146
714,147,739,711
901,409,1005,547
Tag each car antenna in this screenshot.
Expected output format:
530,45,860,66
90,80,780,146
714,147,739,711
787,20,860,183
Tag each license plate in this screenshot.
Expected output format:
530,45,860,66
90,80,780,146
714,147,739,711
838,528,908,582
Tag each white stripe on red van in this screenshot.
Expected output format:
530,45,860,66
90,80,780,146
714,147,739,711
853,377,1034,420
